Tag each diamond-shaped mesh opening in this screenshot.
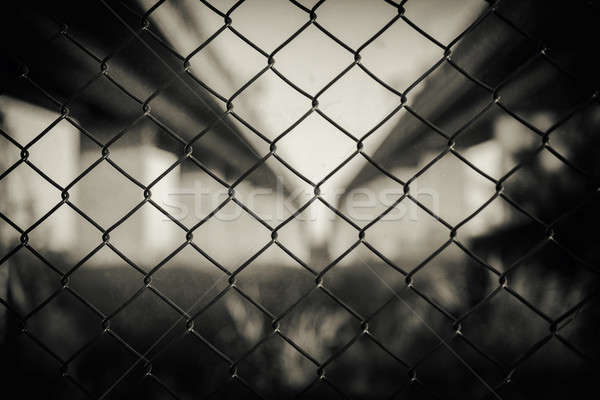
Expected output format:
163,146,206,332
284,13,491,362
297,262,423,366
0,218,20,260
236,245,314,316
3,248,61,315
499,57,591,131
68,332,140,396
62,2,132,62
5,331,65,398
49,378,90,400
416,337,504,400
451,12,539,87
499,337,592,398
316,0,396,50
192,288,271,360
109,289,181,353
231,0,307,53
279,289,359,363
325,334,408,398
192,201,271,269
320,156,403,227
360,17,442,92
276,112,356,183
404,0,487,46
154,157,229,226
460,289,549,366
273,24,353,95
391,379,441,400
187,29,266,99
110,203,185,271
455,107,541,179
151,330,231,398
106,117,183,185
368,286,454,366
356,102,406,149
0,162,61,227
413,243,497,317
24,33,101,99
150,245,229,312
0,134,21,176
27,204,100,272
67,75,141,141
502,148,591,222
26,119,87,187
188,116,267,185
145,74,220,139
361,108,449,176
507,241,597,318
70,160,141,227
0,94,60,145
106,30,179,102
413,153,497,226
277,198,357,272
318,66,400,136
197,0,240,17
557,295,600,361
462,195,547,264
25,289,101,360
209,379,264,400
296,380,347,400
236,334,317,397
69,246,143,315
545,100,600,177
101,365,164,400
323,244,402,317
232,70,310,140
146,0,224,56
407,60,492,134
553,199,600,265
234,157,313,225
366,196,449,266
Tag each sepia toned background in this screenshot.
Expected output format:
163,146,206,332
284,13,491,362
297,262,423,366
1,0,599,398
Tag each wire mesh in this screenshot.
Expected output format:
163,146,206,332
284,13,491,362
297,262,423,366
1,0,599,399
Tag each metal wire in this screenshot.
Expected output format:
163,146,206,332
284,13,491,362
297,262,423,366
0,0,598,398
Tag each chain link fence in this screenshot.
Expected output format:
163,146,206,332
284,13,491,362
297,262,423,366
1,0,599,398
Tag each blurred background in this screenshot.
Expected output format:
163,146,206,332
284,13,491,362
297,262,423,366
1,0,599,398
